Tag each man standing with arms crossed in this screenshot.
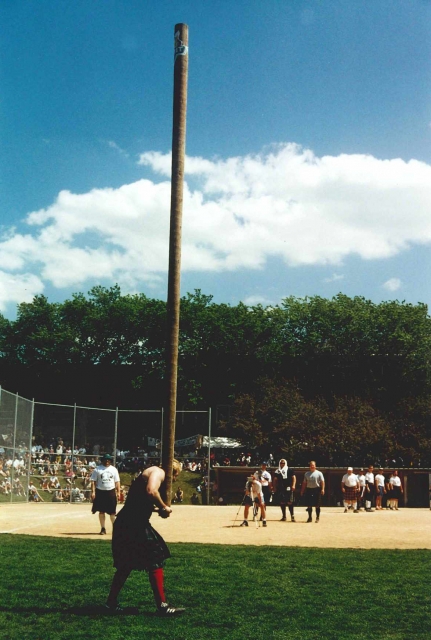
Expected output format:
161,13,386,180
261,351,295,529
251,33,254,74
91,453,120,535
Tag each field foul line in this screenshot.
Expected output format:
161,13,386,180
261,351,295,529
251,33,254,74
0,510,89,533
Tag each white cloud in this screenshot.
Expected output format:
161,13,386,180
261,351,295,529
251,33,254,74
242,295,273,307
0,143,430,303
0,272,44,311
323,273,345,283
383,278,402,292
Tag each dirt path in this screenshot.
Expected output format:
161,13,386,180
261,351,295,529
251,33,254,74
1,503,430,549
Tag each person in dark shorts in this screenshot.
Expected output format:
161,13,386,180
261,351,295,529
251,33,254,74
364,465,375,512
90,454,120,534
300,461,325,523
274,459,296,522
105,460,185,616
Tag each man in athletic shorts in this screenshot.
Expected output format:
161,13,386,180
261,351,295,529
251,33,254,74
106,460,185,616
374,468,386,510
91,454,120,534
300,461,325,523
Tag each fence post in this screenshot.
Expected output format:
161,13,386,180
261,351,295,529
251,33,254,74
27,398,35,502
114,407,119,466
207,407,212,505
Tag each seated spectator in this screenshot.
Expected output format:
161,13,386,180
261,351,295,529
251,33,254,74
13,478,25,497
191,492,200,505
52,489,63,502
48,475,60,490
118,486,127,503
175,487,184,503
28,482,44,502
40,477,51,493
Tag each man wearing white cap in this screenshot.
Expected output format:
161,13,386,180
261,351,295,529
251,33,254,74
341,467,360,513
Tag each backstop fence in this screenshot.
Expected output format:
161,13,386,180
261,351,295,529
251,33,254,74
0,386,212,504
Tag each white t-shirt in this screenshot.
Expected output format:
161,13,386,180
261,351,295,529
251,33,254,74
91,464,120,490
246,479,263,500
357,473,366,487
365,472,374,484
375,474,385,488
342,473,358,488
260,470,271,487
389,475,401,487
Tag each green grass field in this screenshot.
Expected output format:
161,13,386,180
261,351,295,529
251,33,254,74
0,535,430,640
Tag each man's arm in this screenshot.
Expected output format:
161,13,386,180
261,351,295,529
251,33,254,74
146,468,172,514
300,477,306,496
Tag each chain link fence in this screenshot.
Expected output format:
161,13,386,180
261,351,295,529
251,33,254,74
0,386,213,504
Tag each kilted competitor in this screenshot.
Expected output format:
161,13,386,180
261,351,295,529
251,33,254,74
105,461,185,616
91,454,120,534
388,470,403,510
300,461,325,523
341,467,359,513
274,459,296,522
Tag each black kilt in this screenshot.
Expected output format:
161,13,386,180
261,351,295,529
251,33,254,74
92,488,117,515
112,515,170,572
304,487,322,507
278,489,295,504
391,486,402,500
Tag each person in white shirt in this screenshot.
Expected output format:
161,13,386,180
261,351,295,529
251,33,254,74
374,468,386,510
341,467,360,513
357,469,366,510
259,463,272,508
91,454,121,535
364,465,375,512
388,470,403,510
240,471,267,527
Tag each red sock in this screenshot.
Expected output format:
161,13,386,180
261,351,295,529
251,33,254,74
148,568,166,607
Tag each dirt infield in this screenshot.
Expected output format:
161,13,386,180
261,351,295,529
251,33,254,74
1,503,430,549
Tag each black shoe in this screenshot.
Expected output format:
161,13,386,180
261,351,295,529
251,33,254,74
158,602,185,616
100,527,107,535
280,516,286,521
240,520,249,527
344,508,348,513
291,516,295,522
262,521,267,527
307,517,312,523
315,517,319,523
103,602,124,613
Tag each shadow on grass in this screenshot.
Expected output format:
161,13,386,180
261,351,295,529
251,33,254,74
0,605,140,617
61,532,108,536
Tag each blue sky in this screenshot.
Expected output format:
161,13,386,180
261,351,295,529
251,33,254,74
1,0,431,317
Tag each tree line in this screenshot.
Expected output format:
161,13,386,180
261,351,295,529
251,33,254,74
0,286,430,464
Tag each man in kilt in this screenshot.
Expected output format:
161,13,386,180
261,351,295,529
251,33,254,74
105,460,185,616
91,454,120,534
341,467,360,513
273,459,296,522
300,461,325,523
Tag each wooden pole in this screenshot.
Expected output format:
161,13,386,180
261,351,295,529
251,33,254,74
161,24,189,504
